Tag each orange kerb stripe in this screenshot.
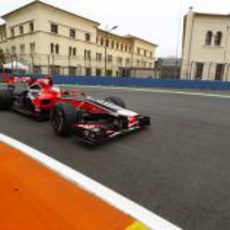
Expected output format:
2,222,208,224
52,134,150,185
0,142,135,230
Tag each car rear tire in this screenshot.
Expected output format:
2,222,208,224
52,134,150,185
0,89,13,110
105,96,126,108
50,102,76,136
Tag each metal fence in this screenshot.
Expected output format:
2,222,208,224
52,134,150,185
2,54,230,81
2,53,158,78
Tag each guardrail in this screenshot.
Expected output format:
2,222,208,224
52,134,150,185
1,73,230,90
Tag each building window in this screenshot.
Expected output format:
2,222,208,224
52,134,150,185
108,55,113,62
215,63,224,81
100,38,104,46
106,39,109,47
69,47,72,56
55,44,59,54
29,22,34,32
96,68,102,76
73,48,77,56
116,42,119,50
51,65,61,75
84,50,91,60
70,29,76,38
137,47,141,55
85,33,91,42
144,50,147,57
215,31,222,46
51,43,54,54
51,23,58,34
11,28,15,37
34,65,41,74
121,44,123,51
150,51,153,58
126,58,130,65
205,31,213,46
111,41,114,49
11,46,16,54
106,70,113,76
117,57,123,65
195,62,204,80
30,42,35,53
85,67,92,76
96,53,102,62
69,66,77,75
142,61,146,68
20,44,25,54
19,26,24,35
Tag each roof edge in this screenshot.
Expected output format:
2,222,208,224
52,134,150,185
1,0,100,25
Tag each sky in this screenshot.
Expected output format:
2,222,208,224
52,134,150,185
0,0,230,57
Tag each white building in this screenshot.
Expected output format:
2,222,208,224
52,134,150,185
181,8,230,81
0,1,157,77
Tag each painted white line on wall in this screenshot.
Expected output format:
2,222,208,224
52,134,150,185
0,133,182,230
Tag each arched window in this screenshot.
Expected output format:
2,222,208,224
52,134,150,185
73,48,77,56
106,39,109,47
69,47,72,56
50,43,54,53
55,44,59,54
205,31,213,46
111,41,114,49
215,31,222,46
100,38,104,46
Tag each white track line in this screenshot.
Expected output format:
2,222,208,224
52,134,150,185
59,84,230,99
0,133,181,230
1,82,230,99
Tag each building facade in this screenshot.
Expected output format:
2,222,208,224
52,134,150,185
181,8,230,81
0,1,157,77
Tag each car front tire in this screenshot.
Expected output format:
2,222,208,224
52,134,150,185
0,89,13,110
50,102,76,136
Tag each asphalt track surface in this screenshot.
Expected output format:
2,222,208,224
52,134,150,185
0,86,230,230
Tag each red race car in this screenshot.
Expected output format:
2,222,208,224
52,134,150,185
0,76,77,120
0,76,150,143
50,95,150,144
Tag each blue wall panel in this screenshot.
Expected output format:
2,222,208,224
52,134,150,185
1,73,230,90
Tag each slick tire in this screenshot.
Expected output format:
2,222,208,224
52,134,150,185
0,89,13,110
105,96,126,108
50,102,76,136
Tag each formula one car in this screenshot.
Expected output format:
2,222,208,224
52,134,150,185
0,75,150,143
50,95,150,144
0,76,73,120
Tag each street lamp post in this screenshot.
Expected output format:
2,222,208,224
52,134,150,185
104,26,118,76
